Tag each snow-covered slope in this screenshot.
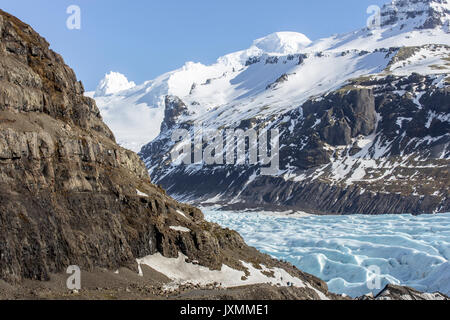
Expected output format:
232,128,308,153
87,78,164,153
94,0,449,214
92,0,449,152
94,71,136,97
253,32,312,54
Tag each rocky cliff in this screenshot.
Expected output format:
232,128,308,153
0,9,333,299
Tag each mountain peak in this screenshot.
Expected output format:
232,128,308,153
381,0,450,29
252,32,312,55
95,71,136,97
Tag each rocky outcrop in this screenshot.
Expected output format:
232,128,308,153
380,0,450,30
0,9,334,300
360,284,449,300
301,89,376,146
161,95,189,132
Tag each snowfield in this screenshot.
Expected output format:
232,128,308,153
203,209,450,297
136,252,325,296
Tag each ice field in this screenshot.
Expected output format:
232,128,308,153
204,209,450,297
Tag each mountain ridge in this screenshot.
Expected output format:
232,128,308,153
93,0,450,152
129,0,449,215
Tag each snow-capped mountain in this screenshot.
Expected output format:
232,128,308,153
87,72,162,152
93,0,450,214
94,71,136,97
90,32,316,152
252,32,312,54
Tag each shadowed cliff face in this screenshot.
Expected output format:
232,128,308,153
0,11,114,141
0,10,331,298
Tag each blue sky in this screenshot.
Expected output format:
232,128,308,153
2,0,387,90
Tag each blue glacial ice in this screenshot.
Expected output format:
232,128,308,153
203,209,450,298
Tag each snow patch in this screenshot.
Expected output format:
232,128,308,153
136,252,309,291
169,226,191,232
176,209,189,219
136,189,148,197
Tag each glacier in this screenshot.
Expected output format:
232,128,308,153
203,209,450,298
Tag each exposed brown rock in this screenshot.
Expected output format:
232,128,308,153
0,9,335,300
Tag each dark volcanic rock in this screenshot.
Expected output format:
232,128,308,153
359,284,449,300
161,95,189,132
302,89,376,146
0,10,332,300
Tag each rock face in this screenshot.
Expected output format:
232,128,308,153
0,9,333,300
298,89,376,149
161,95,189,132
